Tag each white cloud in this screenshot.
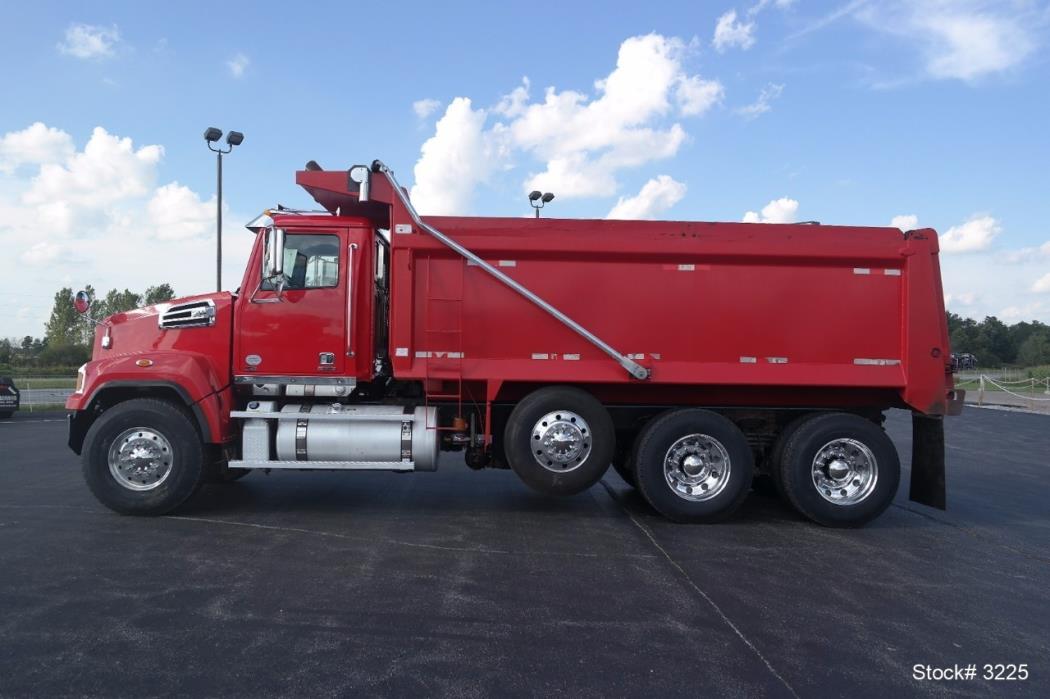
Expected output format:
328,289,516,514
1000,301,1048,321
743,197,799,223
944,291,977,308
939,214,1001,253
412,98,442,119
148,183,217,240
1000,241,1050,264
1032,273,1050,294
675,76,724,116
855,1,1037,82
20,241,63,264
0,122,75,174
891,214,918,230
0,123,252,337
411,33,720,211
58,23,120,59
227,53,250,78
410,98,493,215
736,83,784,119
713,11,756,52
21,127,163,227
606,176,687,220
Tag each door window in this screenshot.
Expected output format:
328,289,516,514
263,233,340,290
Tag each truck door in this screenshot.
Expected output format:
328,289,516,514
237,228,355,377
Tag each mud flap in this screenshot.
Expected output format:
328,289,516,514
910,413,946,509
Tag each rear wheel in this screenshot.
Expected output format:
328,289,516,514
504,386,615,496
81,398,205,515
778,412,899,527
634,409,753,523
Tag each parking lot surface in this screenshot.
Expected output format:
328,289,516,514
0,408,1047,697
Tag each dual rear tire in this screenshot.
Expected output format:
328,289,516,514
775,413,899,527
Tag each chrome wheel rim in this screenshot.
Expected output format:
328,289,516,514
663,434,731,502
108,427,174,491
811,438,878,505
531,410,592,472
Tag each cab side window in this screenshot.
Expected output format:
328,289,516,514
262,233,340,290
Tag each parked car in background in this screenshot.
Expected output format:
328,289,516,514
951,353,978,372
0,377,19,418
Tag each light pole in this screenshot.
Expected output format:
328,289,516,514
528,190,555,218
203,127,244,291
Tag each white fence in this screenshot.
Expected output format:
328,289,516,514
955,374,1050,408
9,377,75,411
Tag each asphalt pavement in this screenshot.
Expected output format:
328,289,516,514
0,408,1047,697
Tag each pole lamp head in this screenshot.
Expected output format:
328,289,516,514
203,127,223,143
226,131,244,147
528,190,542,202
541,192,555,203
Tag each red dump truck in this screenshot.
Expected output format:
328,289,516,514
66,160,963,526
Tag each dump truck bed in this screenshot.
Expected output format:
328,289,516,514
386,216,953,414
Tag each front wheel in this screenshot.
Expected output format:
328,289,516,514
778,412,900,528
634,409,753,523
81,398,205,515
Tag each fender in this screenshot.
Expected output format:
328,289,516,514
67,351,230,452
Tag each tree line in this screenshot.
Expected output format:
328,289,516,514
947,313,1050,368
1,285,176,370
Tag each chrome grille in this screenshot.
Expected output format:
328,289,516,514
159,300,216,329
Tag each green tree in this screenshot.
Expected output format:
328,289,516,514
96,288,142,320
0,338,12,365
44,287,82,348
1017,331,1050,367
143,284,176,305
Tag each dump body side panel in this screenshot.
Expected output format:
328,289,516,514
386,216,950,413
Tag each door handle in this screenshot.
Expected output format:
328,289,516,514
347,243,358,358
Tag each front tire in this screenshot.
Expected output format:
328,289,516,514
504,386,615,496
778,412,900,527
82,398,205,515
634,409,753,523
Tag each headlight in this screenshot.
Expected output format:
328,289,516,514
75,365,86,394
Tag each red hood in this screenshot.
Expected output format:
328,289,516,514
92,291,234,360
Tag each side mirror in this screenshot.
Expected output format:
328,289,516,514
265,227,285,276
260,227,286,298
73,290,92,315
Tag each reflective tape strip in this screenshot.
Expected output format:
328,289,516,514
884,269,902,276
564,354,580,361
766,357,789,364
854,358,901,366
740,356,757,364
627,353,645,360
498,260,517,267
395,347,409,357
415,351,464,359
532,353,550,360
650,353,661,360
853,268,871,275
678,264,695,271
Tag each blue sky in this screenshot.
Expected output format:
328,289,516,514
2,0,1049,337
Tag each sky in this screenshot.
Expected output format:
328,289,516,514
1,0,1049,338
